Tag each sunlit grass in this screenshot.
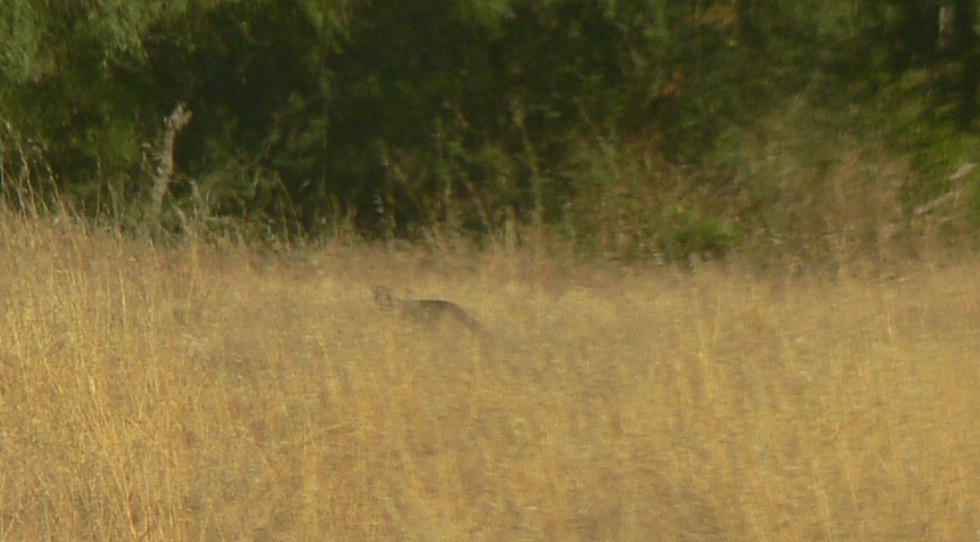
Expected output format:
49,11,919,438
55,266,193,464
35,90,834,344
1,214,978,540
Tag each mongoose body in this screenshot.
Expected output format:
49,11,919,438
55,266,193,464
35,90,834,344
373,286,482,332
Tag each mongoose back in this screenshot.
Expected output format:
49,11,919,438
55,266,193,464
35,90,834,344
373,286,482,332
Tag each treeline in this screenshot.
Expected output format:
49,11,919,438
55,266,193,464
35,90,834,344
1,1,978,261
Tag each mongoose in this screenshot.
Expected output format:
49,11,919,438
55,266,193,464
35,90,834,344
373,286,482,332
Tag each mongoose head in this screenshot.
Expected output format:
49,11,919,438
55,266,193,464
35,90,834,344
373,286,395,307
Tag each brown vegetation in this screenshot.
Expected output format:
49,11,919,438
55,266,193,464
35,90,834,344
1,214,979,540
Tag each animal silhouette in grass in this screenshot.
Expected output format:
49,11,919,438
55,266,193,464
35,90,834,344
373,286,482,332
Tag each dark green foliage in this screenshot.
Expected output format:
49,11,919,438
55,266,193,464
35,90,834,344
2,0,980,261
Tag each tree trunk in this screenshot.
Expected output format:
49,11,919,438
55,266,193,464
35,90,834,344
149,103,192,231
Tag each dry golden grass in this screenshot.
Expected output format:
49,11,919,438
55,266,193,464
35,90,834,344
1,215,979,540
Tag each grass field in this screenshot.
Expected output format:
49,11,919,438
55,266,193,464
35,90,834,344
1,215,979,540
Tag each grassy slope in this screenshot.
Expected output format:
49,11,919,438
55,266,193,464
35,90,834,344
1,216,978,540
